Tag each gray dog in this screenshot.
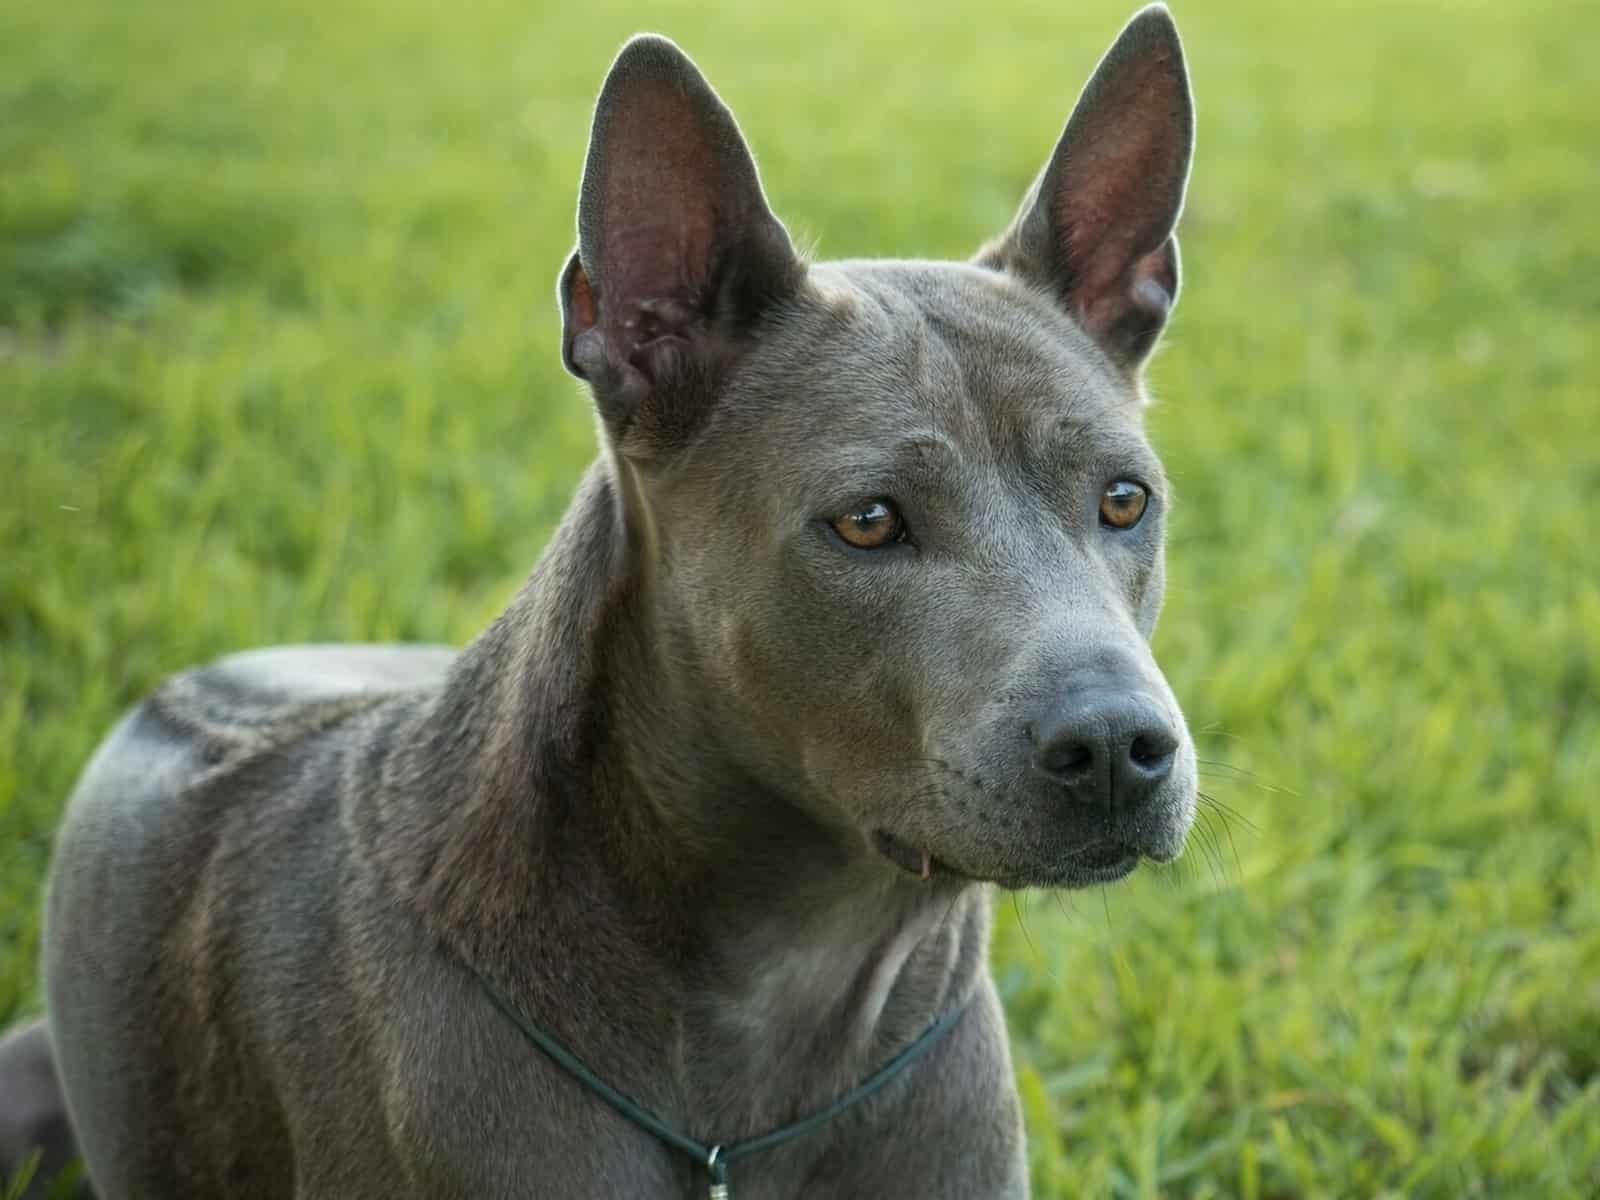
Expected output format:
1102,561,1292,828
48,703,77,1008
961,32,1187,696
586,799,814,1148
4,6,1197,1196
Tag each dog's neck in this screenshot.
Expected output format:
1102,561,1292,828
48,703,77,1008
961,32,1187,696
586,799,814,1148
392,459,988,1135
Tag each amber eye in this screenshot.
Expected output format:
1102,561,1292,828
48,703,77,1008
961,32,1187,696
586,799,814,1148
1099,480,1149,529
831,500,906,549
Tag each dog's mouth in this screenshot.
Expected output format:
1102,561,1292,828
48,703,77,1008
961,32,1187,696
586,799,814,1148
872,830,966,881
872,829,1141,888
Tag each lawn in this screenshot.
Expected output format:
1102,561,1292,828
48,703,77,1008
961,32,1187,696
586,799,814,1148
3,0,1598,1195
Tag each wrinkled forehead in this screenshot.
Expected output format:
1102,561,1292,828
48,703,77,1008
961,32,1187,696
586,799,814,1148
718,261,1150,471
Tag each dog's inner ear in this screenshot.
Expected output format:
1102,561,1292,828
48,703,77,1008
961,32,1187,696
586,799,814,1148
977,6,1194,369
560,36,801,454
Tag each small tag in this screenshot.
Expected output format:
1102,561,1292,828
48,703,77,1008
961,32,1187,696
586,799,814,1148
706,1143,728,1198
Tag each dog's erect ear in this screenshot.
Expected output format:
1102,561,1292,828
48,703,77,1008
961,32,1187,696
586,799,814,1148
977,5,1194,369
559,35,802,454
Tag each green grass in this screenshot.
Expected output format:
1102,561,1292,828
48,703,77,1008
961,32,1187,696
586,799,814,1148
3,0,1597,1194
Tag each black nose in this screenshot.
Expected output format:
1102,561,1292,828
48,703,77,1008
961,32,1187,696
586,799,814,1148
1031,691,1178,812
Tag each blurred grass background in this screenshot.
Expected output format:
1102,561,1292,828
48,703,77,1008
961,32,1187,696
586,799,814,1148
2,0,1598,1194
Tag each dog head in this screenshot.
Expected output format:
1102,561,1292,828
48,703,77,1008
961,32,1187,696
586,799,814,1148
559,6,1196,889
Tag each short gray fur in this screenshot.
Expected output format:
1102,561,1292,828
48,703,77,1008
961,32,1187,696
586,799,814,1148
4,7,1198,1197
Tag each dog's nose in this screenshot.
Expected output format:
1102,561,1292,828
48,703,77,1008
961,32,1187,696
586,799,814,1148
1030,691,1178,811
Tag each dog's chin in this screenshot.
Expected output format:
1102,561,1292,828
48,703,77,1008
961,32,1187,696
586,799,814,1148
978,840,1147,891
1006,841,1143,889
871,829,1153,891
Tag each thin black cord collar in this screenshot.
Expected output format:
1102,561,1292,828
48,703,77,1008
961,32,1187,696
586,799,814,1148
469,964,969,1199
